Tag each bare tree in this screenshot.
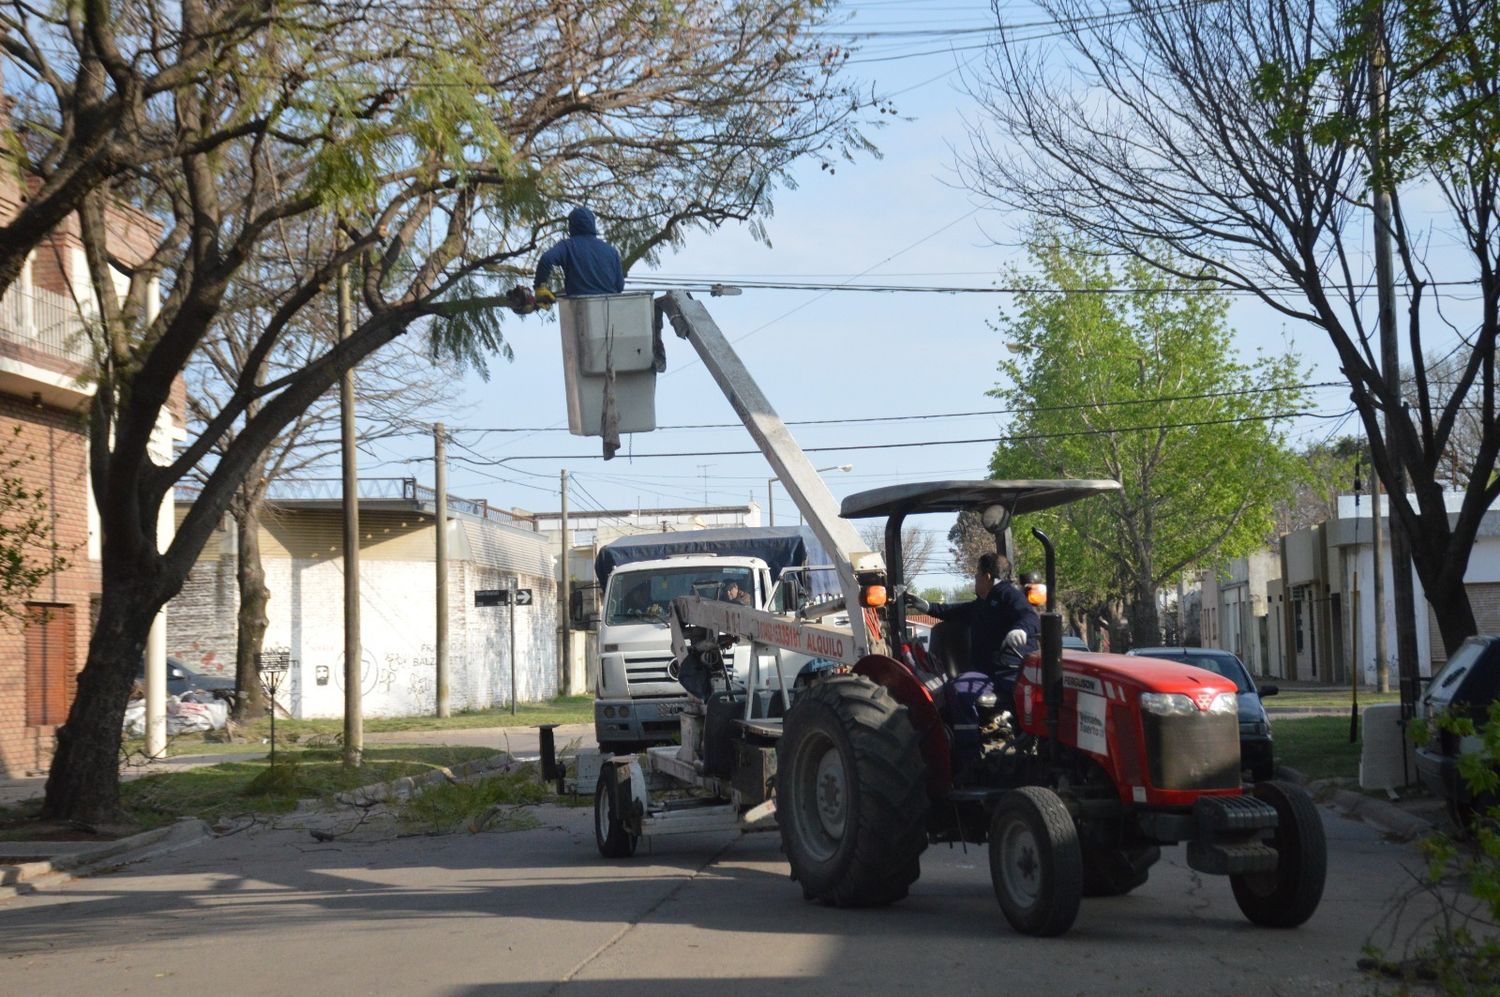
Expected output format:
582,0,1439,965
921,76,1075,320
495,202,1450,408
187,271,461,719
858,522,936,580
33,0,887,821
960,0,1499,656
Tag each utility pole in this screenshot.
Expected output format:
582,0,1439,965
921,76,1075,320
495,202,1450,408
1371,473,1390,692
434,422,450,718
559,468,571,697
1368,13,1421,715
339,261,362,766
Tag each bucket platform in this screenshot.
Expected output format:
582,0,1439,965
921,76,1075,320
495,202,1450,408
559,292,658,438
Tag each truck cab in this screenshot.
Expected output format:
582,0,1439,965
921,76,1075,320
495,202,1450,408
590,526,829,752
595,555,774,750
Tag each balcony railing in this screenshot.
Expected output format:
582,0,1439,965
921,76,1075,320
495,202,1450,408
0,283,92,365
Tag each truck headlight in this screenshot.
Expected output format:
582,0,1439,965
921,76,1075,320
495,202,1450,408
1139,692,1196,716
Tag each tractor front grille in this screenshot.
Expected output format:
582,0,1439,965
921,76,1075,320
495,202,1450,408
1143,712,1240,791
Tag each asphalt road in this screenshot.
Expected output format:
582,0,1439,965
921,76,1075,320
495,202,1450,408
0,797,1431,996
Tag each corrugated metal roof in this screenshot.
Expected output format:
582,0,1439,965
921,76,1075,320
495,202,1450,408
458,517,555,575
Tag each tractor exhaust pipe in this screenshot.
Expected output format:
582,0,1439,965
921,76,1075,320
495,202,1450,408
1032,528,1063,763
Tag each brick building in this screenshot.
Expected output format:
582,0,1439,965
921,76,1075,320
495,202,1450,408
0,144,174,776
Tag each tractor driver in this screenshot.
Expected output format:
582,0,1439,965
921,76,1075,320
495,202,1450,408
905,553,1039,770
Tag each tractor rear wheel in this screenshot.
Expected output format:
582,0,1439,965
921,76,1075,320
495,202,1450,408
1081,845,1160,897
1230,780,1325,927
778,675,929,907
989,787,1083,936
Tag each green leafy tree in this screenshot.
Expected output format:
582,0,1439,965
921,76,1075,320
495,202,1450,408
988,238,1305,647
960,0,1500,657
21,0,886,822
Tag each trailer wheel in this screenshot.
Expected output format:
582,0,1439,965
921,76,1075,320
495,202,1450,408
594,765,639,859
778,675,928,907
1230,780,1325,928
1081,845,1160,897
989,787,1083,936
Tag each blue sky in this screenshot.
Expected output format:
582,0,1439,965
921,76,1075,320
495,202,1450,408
358,1,1362,593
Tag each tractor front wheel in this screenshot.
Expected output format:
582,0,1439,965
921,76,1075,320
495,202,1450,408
1230,780,1326,927
778,675,929,907
989,787,1083,936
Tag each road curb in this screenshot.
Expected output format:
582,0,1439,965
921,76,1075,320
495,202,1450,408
1279,764,1436,842
330,752,517,808
0,817,212,900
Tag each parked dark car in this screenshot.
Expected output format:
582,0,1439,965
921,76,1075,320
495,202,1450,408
1125,646,1279,782
1061,634,1091,652
1415,635,1500,826
135,656,237,701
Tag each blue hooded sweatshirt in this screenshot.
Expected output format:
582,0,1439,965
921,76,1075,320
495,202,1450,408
534,207,625,297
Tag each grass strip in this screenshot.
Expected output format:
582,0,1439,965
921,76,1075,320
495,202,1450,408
118,744,498,828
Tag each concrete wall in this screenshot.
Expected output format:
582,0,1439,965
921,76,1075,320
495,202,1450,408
168,505,560,718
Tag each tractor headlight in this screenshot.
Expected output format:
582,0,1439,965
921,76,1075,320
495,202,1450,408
1139,692,1197,716
1206,692,1238,715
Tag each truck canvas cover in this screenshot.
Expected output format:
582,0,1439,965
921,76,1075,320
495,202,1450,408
594,526,832,596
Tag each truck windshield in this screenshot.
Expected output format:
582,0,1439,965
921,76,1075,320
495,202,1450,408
605,566,755,626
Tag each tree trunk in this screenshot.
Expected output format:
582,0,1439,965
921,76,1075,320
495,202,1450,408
1424,568,1480,659
42,581,157,823
1128,576,1159,649
232,490,270,721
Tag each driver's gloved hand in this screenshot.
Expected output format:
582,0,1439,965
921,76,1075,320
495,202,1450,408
904,591,931,615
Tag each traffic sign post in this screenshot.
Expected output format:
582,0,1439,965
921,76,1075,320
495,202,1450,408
475,588,532,607
510,578,519,716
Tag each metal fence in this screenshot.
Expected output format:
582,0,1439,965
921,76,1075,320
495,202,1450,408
260,476,524,525
0,283,92,365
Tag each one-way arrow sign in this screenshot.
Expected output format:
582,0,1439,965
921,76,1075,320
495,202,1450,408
475,588,534,607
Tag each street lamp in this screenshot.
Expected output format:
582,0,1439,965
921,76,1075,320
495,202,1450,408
766,465,854,526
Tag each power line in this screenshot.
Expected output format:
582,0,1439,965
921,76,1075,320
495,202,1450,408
414,381,1345,436
448,407,1353,465
623,276,1483,295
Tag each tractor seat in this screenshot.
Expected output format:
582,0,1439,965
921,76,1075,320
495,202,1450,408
927,620,971,680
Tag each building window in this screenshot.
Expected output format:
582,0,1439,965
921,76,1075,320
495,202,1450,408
26,602,76,726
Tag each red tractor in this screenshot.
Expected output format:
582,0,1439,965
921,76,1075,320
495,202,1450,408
774,480,1325,935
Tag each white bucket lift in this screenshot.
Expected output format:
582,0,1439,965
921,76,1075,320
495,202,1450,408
558,292,658,437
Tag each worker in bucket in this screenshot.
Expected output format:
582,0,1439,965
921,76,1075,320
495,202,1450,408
531,206,625,307
906,553,1039,770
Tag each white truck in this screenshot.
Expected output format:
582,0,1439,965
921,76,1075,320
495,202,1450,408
587,527,831,752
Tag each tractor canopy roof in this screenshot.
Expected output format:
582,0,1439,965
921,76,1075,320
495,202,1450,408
839,479,1121,520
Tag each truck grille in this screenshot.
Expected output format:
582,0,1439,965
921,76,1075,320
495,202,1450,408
625,654,676,685
1143,712,1240,790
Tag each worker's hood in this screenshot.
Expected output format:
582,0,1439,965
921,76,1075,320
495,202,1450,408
568,206,598,236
